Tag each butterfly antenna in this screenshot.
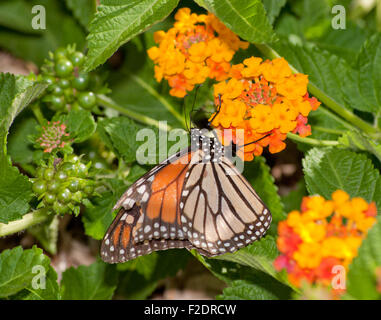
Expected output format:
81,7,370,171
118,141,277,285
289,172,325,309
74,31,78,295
208,94,222,128
237,133,272,149
182,94,190,134
189,84,201,129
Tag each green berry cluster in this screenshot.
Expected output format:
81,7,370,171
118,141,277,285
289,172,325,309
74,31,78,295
32,154,95,216
39,45,100,112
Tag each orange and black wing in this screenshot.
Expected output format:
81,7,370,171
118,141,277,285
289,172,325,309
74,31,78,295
101,149,195,263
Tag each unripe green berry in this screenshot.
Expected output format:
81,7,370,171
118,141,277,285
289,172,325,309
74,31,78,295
72,73,89,91
67,154,80,163
76,163,88,178
68,179,80,192
36,167,46,178
69,52,85,67
58,78,71,89
55,170,68,181
83,184,94,196
32,180,47,195
52,85,64,96
47,180,60,193
78,92,96,110
57,188,72,203
50,95,65,109
55,59,74,77
43,168,55,180
44,76,56,92
43,193,56,205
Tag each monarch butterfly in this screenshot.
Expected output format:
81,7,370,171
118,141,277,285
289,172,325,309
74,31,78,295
100,123,272,263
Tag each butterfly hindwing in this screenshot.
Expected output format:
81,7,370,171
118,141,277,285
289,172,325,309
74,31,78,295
179,150,272,257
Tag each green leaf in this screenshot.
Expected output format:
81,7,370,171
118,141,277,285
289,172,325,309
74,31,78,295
97,116,142,163
8,117,38,165
116,249,190,299
273,39,381,114
281,180,307,213
0,0,41,34
196,256,292,299
115,271,158,299
107,33,184,129
117,249,190,279
194,0,276,43
82,178,128,240
0,0,86,66
303,148,381,211
211,236,279,278
243,156,286,228
65,0,96,30
60,260,118,300
218,276,289,300
0,246,50,298
11,266,61,300
0,74,46,223
339,130,381,163
275,14,304,39
273,41,355,111
59,109,97,143
262,0,286,25
354,33,381,113
84,0,180,71
346,217,381,300
314,23,369,64
290,0,330,39
28,215,59,255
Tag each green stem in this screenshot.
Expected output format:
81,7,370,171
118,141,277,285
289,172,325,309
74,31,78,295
31,103,45,125
254,44,379,136
0,208,49,237
96,94,172,131
287,132,340,147
317,106,356,131
377,0,381,32
307,84,378,136
313,126,345,135
130,74,187,128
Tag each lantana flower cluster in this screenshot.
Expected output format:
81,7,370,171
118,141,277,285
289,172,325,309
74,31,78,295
274,190,377,292
147,8,248,97
36,121,71,153
209,57,320,161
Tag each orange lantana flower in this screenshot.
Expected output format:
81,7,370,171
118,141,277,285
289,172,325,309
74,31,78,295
209,56,321,160
274,190,377,297
147,8,248,97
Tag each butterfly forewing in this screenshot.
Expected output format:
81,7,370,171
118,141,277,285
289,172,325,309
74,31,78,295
101,149,196,263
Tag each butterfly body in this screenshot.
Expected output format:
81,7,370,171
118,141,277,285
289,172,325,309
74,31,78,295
101,129,271,263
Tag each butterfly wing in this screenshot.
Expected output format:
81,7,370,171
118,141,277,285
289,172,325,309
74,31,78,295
101,148,196,263
101,142,272,263
179,149,272,257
